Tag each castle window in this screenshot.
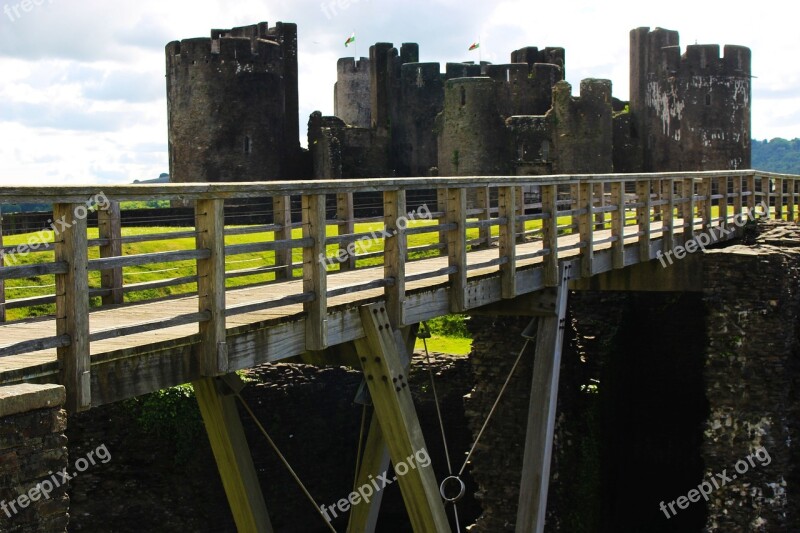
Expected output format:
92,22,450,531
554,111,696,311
506,68,511,82
705,93,712,106
244,136,252,154
460,86,466,107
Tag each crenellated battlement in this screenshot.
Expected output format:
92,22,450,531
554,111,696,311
337,57,370,74
400,62,442,86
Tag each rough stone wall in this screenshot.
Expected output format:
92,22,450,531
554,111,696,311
551,79,614,174
437,77,511,177
0,384,68,533
701,221,799,530
394,63,444,177
334,58,372,129
308,112,391,179
167,23,298,183
507,116,553,175
629,27,751,172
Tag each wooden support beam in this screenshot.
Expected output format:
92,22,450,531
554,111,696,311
437,188,449,257
498,186,517,298
636,180,651,263
746,173,756,213
193,375,274,533
610,181,624,270
355,304,450,533
347,326,416,533
516,264,570,533
54,203,90,412
593,183,605,226
700,178,713,232
384,190,407,326
733,175,743,223
775,178,784,220
196,199,227,376
273,195,293,280
789,180,796,222
718,176,729,230
683,178,695,243
663,178,675,253
476,186,491,248
541,184,558,287
98,201,123,306
578,182,594,277
516,186,525,243
303,193,328,350
338,192,356,271
446,188,467,313
761,176,771,218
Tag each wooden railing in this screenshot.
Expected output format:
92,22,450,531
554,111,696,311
0,170,797,410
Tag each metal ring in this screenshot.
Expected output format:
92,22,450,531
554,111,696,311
439,475,466,503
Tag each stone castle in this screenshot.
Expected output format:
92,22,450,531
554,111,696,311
165,23,751,183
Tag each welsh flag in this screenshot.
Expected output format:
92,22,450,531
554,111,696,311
469,42,480,51
345,33,355,47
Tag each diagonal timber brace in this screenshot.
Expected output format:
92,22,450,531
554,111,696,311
354,303,451,532
516,264,571,533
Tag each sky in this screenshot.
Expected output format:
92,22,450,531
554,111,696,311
0,0,797,185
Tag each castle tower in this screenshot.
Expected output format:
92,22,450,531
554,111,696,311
166,22,300,183
394,62,445,176
334,58,371,128
551,79,614,173
630,27,751,171
437,77,511,176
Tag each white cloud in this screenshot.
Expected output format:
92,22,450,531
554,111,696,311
0,0,796,185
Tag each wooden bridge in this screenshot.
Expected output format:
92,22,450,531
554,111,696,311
0,170,797,532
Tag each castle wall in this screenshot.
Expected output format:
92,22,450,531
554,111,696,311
437,77,511,177
334,58,372,129
630,27,751,171
394,63,445,176
308,112,390,179
552,79,614,173
167,23,298,183
507,115,553,175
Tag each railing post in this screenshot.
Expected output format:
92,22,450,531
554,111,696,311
384,190,407,326
788,180,796,222
98,201,123,306
303,194,328,350
733,175,743,223
541,184,559,287
718,176,729,231
684,177,696,242
196,199,227,376
700,177,712,232
578,181,594,277
516,186,526,243
636,180,651,263
775,178,784,220
447,187,467,313
0,211,5,323
498,186,516,298
746,173,756,213
476,186,491,248
337,192,356,270
663,178,675,253
54,203,90,412
437,188,449,257
273,195,293,280
610,181,625,269
761,175,771,218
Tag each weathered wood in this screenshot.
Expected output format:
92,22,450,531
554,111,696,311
196,199,227,376
700,177,713,231
303,194,328,350
273,195,293,280
636,180,651,263
775,178,784,220
437,188,449,257
578,182,594,277
498,186,517,298
0,335,70,359
0,261,67,281
89,312,210,343
761,176,771,217
384,190,407,326
475,186,491,248
732,175,743,224
516,265,570,533
193,375,274,533
684,177,696,241
789,180,796,222
446,188,467,313
718,176,729,229
541,184,558,286
516,186,525,243
226,238,313,256
354,304,450,533
746,174,756,212
610,182,624,269
54,203,90,413
337,192,356,271
663,178,675,252
88,249,210,271
98,201,123,306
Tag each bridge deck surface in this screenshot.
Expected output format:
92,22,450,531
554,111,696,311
0,221,679,383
